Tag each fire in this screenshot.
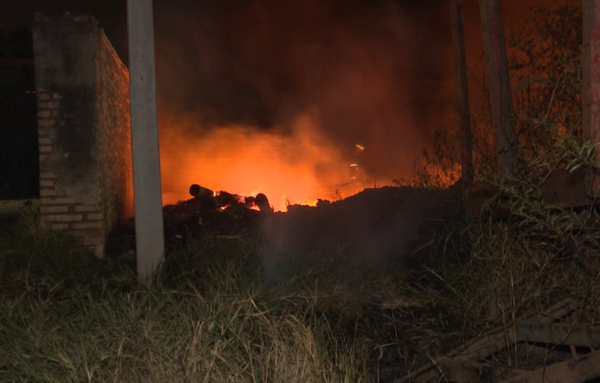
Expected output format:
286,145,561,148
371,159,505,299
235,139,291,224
279,196,319,212
298,199,318,207
159,111,367,211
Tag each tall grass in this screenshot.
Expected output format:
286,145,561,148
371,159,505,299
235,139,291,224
402,0,599,324
0,215,368,383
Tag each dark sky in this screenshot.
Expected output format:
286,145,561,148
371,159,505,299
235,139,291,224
2,0,550,179
2,0,128,55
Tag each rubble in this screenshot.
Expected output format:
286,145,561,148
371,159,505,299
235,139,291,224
161,184,275,239
108,183,462,270
107,184,275,255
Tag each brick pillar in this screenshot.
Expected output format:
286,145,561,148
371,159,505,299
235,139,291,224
33,14,133,257
36,88,105,253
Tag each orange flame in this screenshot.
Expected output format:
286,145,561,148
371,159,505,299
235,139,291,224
159,111,367,211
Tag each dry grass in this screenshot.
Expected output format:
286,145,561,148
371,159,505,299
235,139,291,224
2,175,600,383
0,214,368,383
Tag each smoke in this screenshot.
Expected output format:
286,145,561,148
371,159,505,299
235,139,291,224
158,110,367,207
153,0,453,183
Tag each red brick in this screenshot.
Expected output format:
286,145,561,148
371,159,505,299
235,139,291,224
74,205,99,212
53,214,83,222
40,205,68,213
72,222,102,229
40,197,76,205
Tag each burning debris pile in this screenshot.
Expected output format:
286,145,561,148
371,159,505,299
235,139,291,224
106,184,277,255
160,181,463,253
162,184,274,239
108,181,464,269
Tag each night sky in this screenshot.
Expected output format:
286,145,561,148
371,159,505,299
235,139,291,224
2,0,551,181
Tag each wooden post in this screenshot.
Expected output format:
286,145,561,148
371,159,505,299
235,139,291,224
451,0,474,188
583,0,600,195
127,0,165,279
479,0,515,176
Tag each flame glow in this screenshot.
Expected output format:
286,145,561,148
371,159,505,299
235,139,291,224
159,111,367,211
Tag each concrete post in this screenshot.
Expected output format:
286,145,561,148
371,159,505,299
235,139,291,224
127,0,165,278
583,0,600,195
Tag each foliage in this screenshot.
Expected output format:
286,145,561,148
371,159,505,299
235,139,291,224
430,176,600,328
508,0,583,167
0,215,369,383
398,3,600,378
414,1,584,185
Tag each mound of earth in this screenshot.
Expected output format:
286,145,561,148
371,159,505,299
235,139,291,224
260,184,464,275
107,183,464,263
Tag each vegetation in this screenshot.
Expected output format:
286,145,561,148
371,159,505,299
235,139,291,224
402,0,600,379
413,0,584,185
0,214,369,382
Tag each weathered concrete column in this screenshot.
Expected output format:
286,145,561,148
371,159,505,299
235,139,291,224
583,0,600,195
32,14,133,257
127,0,165,278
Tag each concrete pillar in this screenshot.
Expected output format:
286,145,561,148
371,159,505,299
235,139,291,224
127,0,165,278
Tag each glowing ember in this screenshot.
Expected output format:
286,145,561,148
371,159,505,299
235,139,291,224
279,196,319,212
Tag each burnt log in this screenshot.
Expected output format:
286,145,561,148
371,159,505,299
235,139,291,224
255,193,273,212
215,190,240,209
189,184,214,199
245,195,256,207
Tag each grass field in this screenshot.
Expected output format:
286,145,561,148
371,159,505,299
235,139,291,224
2,183,599,383
0,213,372,383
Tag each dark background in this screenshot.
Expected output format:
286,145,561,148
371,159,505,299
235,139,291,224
0,0,549,200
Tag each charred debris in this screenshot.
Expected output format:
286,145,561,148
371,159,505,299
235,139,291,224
106,182,463,260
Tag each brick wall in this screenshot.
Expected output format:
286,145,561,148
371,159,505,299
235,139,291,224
97,31,134,224
33,14,132,257
37,89,105,250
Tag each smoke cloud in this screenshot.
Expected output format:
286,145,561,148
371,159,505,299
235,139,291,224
153,0,453,185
